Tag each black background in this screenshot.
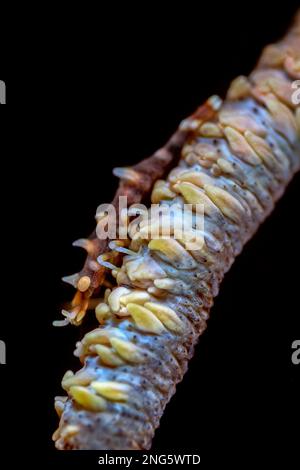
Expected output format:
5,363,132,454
1,2,300,467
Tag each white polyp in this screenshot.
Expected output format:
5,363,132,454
53,318,70,327
109,241,137,257
97,255,118,271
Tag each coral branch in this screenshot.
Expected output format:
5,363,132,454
56,99,219,326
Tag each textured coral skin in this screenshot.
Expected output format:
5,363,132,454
54,13,300,450
55,129,187,327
